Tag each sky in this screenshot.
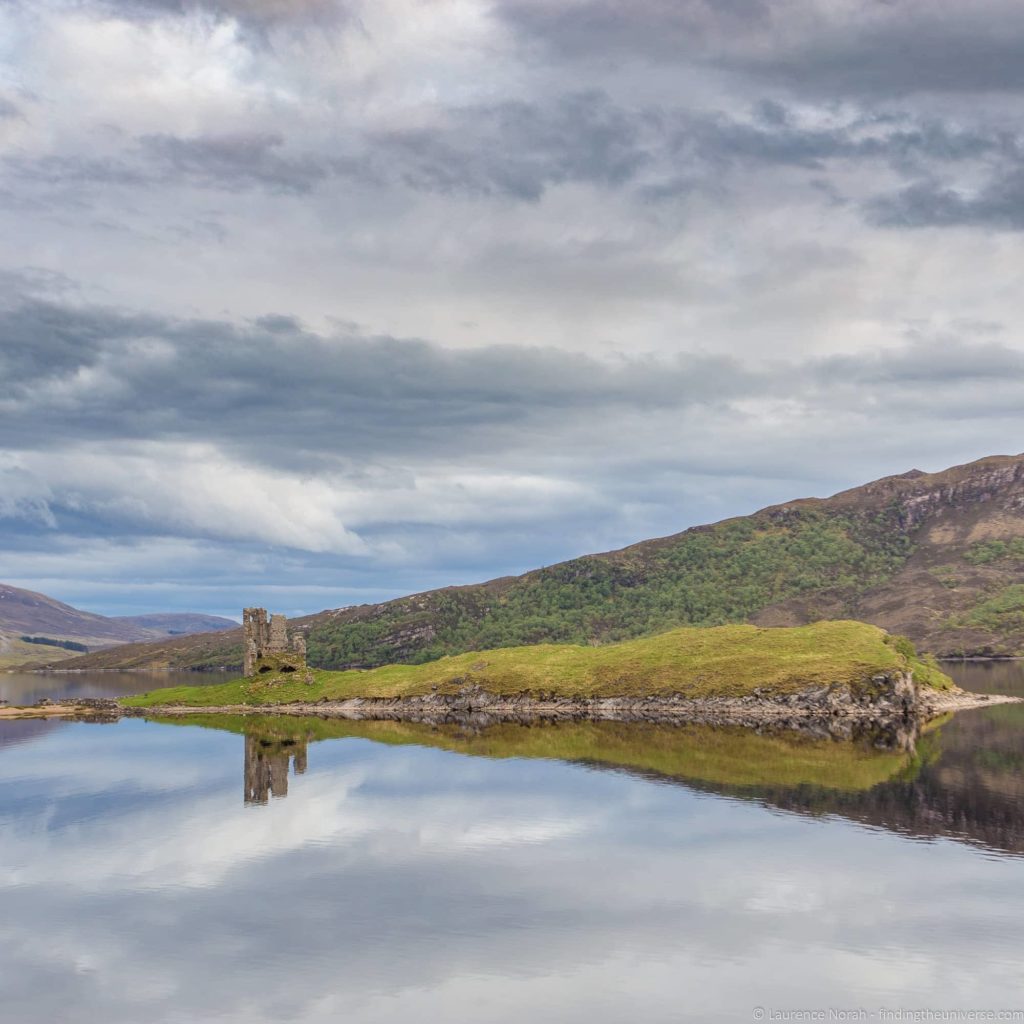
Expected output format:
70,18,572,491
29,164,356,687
1,0,1024,618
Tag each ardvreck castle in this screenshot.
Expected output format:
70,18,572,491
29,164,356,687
242,607,307,676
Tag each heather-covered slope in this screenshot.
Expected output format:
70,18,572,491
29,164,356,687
50,453,1024,671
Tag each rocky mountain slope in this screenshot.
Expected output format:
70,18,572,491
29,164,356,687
0,584,236,666
46,453,1024,671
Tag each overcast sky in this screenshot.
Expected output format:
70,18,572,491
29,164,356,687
2,0,1023,618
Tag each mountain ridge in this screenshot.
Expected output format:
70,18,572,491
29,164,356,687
0,584,237,667
36,453,1024,671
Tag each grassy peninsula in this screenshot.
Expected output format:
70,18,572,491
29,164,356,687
121,620,953,709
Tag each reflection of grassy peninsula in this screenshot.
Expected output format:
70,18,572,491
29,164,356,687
156,713,919,793
157,702,1024,857
123,620,951,709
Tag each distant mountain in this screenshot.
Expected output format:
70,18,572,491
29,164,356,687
110,613,240,636
45,453,1024,671
0,584,236,667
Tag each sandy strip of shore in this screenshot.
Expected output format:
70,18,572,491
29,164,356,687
0,704,110,719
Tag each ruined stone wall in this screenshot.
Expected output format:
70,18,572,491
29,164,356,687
242,607,269,676
242,607,308,676
268,614,289,653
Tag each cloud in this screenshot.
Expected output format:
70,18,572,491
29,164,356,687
139,132,330,193
97,0,351,30
2,0,1024,613
367,91,650,200
0,459,57,528
1,286,1022,597
870,168,1024,230
497,0,1024,96
0,292,761,465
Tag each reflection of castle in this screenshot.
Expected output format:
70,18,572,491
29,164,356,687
243,734,309,805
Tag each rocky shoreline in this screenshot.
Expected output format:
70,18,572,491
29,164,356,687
2,680,1018,725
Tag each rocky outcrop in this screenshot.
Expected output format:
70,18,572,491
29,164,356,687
122,671,1018,730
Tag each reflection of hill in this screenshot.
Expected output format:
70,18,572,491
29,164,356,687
159,712,917,799
760,704,1024,856
157,708,1024,856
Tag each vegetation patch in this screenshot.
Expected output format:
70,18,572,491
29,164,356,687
964,538,1024,565
122,620,952,708
928,565,962,589
19,636,89,652
948,585,1024,633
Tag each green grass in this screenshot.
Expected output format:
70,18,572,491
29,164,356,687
151,713,916,793
0,634,85,669
122,620,953,708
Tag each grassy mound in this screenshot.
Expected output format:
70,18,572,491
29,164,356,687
122,620,953,709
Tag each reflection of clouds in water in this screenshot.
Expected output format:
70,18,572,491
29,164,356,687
0,722,1023,1023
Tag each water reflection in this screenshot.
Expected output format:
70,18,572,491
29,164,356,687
0,663,1022,1023
244,731,308,804
180,699,1024,858
0,668,235,705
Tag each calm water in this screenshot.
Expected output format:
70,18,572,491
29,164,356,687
1,665,1023,1022
0,668,236,705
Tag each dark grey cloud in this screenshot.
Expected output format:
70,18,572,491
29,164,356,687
0,292,757,466
666,106,1009,175
870,168,1024,230
4,135,329,198
497,0,1024,97
3,289,1022,481
370,91,650,200
2,154,150,189
139,132,329,194
8,94,1012,220
498,0,771,64
751,13,1024,98
0,97,21,120
97,0,351,30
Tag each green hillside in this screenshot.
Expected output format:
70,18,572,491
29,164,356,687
308,507,911,668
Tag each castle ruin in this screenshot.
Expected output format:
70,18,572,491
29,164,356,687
242,607,307,677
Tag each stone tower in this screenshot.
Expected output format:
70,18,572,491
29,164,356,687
242,607,307,676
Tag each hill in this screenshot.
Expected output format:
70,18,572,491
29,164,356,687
121,621,951,709
50,453,1024,671
0,584,236,667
